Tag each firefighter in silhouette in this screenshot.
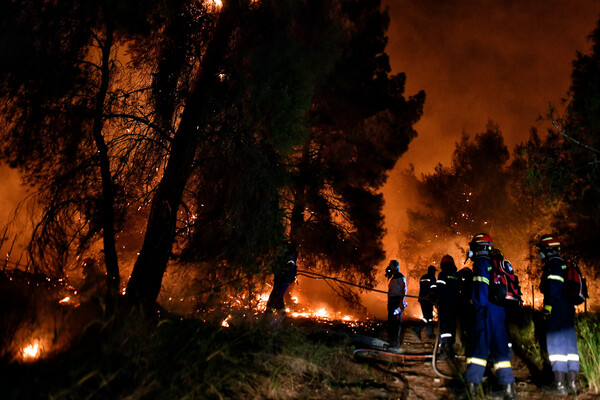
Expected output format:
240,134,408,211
538,234,579,395
385,259,407,349
435,255,459,358
265,243,297,316
464,233,516,400
413,265,437,340
456,266,474,350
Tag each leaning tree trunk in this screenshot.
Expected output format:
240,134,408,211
126,1,240,309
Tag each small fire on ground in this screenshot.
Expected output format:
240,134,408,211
219,292,367,327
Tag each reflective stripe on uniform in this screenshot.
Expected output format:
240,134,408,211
467,357,487,367
436,280,446,285
567,354,580,361
440,333,453,338
494,361,511,370
473,276,489,285
547,274,564,282
549,354,569,362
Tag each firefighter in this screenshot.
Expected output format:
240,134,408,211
435,255,459,358
456,266,474,352
386,259,407,349
537,234,579,395
413,265,437,340
465,233,516,400
490,248,518,361
265,243,297,316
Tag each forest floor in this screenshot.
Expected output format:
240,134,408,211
1,294,598,400
306,317,597,400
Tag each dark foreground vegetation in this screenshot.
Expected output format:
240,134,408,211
1,307,387,399
1,289,599,400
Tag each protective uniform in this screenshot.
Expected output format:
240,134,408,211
414,265,437,339
538,234,579,394
435,255,458,353
456,266,474,351
386,260,407,348
465,233,516,400
265,246,297,314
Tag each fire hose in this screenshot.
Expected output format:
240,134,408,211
296,268,462,378
295,268,420,298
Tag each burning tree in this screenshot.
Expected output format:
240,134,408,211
0,0,423,312
397,122,550,285
284,0,425,289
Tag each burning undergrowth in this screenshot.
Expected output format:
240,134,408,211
0,259,384,365
158,263,378,327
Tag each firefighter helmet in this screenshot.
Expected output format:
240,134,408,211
441,254,455,264
385,259,400,279
470,233,493,247
537,234,560,251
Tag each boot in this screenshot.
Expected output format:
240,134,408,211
501,383,517,400
543,371,568,395
567,370,578,395
466,382,481,399
489,383,517,400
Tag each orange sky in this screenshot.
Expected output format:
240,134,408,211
377,1,600,309
384,0,600,174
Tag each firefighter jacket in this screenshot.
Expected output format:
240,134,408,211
436,264,458,305
539,255,568,310
418,271,437,303
539,254,579,373
472,256,491,309
388,272,408,309
273,252,297,285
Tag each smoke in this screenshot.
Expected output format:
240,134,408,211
0,164,31,265
384,0,600,174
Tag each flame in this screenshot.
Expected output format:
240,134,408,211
221,314,231,327
21,341,41,361
59,296,70,304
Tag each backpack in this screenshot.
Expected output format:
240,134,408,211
563,260,589,305
490,259,522,306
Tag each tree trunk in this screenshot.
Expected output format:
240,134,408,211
290,142,311,253
126,1,240,308
92,15,120,298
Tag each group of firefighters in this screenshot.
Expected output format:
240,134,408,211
264,232,581,399
385,233,581,399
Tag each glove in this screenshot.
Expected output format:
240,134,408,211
393,307,402,316
543,304,552,320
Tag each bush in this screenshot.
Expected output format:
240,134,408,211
575,312,600,394
506,305,551,383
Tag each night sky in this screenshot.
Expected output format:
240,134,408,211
2,1,600,275
384,0,600,174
